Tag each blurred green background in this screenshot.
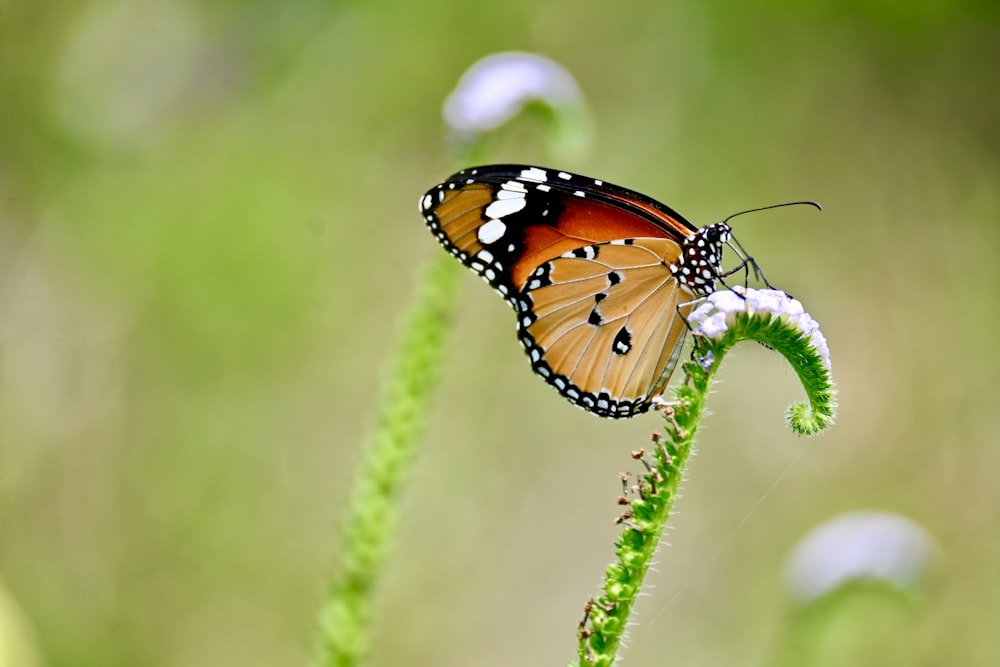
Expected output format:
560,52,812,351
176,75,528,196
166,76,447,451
2,1,999,665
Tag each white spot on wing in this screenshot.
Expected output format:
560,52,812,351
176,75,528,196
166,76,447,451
477,218,507,244
558,171,572,180
519,167,548,182
485,197,526,219
500,179,528,193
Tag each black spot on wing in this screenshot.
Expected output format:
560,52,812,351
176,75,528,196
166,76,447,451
612,326,632,355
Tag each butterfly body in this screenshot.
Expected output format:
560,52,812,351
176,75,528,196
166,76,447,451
420,165,732,418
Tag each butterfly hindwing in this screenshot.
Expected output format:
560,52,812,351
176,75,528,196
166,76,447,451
516,238,696,418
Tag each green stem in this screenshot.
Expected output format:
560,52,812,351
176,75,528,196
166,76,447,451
575,309,836,667
314,253,461,667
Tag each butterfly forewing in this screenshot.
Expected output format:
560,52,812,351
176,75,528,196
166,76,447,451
420,166,698,300
518,238,695,418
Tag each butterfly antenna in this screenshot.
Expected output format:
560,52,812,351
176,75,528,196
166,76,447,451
721,201,822,226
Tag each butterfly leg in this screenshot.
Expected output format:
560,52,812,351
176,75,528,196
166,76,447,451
675,293,709,332
719,254,773,289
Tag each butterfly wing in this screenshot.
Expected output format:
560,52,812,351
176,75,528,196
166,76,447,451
419,165,697,303
419,164,731,419
516,238,696,418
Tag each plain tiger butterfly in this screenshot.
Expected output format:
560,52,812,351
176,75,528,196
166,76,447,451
419,165,807,419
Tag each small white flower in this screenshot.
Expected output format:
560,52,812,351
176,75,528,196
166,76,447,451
443,52,583,137
698,312,729,338
745,288,783,315
705,288,745,316
689,300,717,322
784,511,935,603
782,297,805,319
688,287,832,370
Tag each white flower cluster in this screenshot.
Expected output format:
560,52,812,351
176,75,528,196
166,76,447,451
688,286,831,370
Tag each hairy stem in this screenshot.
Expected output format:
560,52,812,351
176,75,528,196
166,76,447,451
576,308,836,667
314,254,461,667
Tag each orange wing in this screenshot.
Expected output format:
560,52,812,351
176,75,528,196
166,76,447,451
516,238,696,418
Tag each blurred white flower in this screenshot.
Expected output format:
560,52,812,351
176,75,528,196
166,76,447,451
784,511,935,603
689,286,832,370
443,51,585,138
53,0,209,148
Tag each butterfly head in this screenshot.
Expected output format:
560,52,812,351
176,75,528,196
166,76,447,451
671,222,732,295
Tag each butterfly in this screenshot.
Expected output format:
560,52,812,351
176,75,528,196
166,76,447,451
420,165,758,419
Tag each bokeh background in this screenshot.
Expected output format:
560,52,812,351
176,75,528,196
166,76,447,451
2,1,999,665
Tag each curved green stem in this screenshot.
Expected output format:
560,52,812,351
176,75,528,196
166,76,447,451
575,307,836,667
706,311,836,436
